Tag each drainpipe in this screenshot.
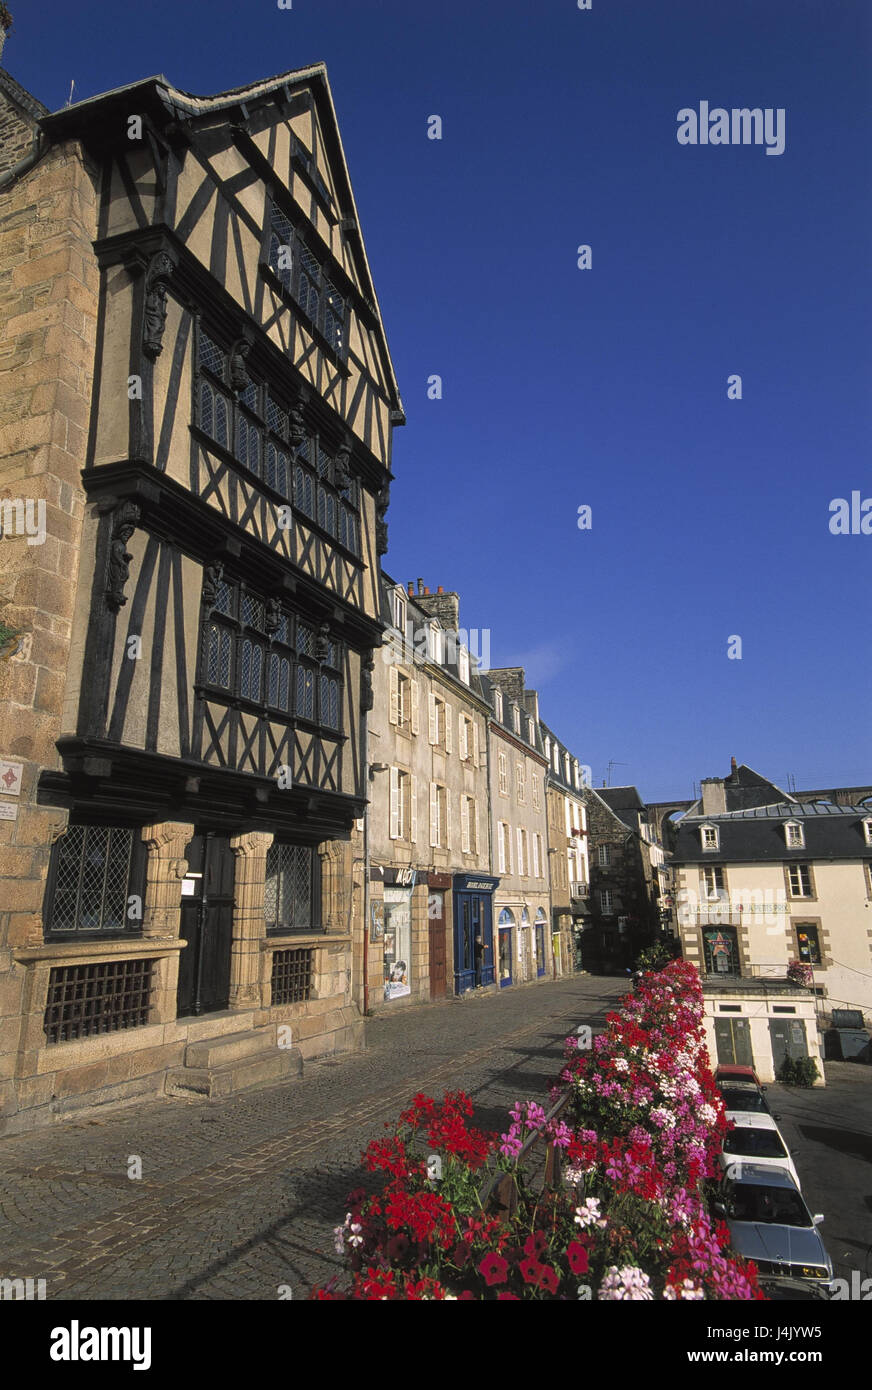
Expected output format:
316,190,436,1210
0,131,47,192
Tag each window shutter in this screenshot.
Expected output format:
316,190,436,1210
517,828,524,876
473,721,480,766
474,801,480,856
430,781,439,846
445,792,452,849
497,823,506,874
428,693,437,744
459,715,468,760
410,774,418,843
411,679,419,734
445,704,453,753
389,767,400,839
461,796,470,853
389,666,399,725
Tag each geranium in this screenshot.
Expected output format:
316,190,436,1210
598,1266,654,1301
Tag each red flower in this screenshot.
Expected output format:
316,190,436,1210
537,1265,560,1295
497,1292,520,1300
566,1241,589,1275
524,1231,548,1259
519,1257,544,1285
479,1253,509,1287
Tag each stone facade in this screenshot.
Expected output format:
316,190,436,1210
581,786,664,972
541,722,590,977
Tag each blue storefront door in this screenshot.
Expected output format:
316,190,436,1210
453,876,497,994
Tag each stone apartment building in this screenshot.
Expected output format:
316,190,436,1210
0,55,404,1132
486,669,551,988
671,767,872,1080
581,785,667,973
365,577,492,1005
541,721,590,976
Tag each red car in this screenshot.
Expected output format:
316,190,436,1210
715,1064,763,1088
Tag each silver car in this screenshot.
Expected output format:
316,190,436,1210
715,1161,834,1297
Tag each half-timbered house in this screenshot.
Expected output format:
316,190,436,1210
0,61,403,1131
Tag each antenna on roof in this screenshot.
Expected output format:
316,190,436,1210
605,759,627,786
66,79,75,108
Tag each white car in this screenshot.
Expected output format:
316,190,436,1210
719,1114,801,1189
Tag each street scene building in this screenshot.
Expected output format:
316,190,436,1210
485,668,551,989
581,783,668,973
0,60,404,1131
541,720,591,976
670,765,872,1083
366,576,492,1006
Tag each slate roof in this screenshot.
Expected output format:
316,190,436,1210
674,801,872,864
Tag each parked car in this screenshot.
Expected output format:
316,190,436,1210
823,1008,871,1063
719,1082,777,1120
715,1064,763,1087
714,1162,834,1297
719,1114,801,1188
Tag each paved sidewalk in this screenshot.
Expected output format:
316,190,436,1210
0,975,627,1300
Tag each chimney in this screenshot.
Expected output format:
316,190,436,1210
416,587,460,632
437,586,444,594
417,578,424,595
700,778,726,815
407,582,414,596
488,668,526,703
423,586,430,595
730,756,738,775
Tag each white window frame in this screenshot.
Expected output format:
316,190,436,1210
516,761,526,803
702,865,725,899
532,777,540,812
864,819,872,846
597,844,611,867
494,689,503,721
392,589,406,632
512,705,521,735
458,646,470,684
599,888,614,916
516,827,526,876
532,833,540,879
788,863,812,898
700,824,720,851
498,750,508,797
784,821,804,849
497,820,511,874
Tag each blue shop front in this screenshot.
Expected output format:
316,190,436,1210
452,873,498,994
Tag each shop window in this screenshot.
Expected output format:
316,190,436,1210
383,886,412,1000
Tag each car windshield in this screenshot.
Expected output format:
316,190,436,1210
722,1088,768,1114
723,1127,787,1159
726,1184,811,1226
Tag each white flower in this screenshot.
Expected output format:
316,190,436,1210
347,1222,364,1249
650,1106,676,1130
598,1266,654,1301
575,1197,608,1229
698,1103,717,1125
663,1279,705,1300
333,1227,346,1255
564,1166,586,1187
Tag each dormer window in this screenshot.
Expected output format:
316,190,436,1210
544,736,551,761
564,753,571,782
528,717,535,743
392,589,406,633
458,646,470,685
512,705,521,735
862,819,872,847
700,824,719,851
429,622,444,664
494,689,503,721
784,821,804,849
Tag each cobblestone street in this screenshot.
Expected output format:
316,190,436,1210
0,975,626,1300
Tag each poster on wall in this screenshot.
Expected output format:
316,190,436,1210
370,900,384,941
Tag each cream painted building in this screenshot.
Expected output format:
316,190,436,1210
541,721,591,977
485,669,551,989
365,578,492,1005
673,778,872,1081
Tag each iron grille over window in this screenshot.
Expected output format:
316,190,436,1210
265,843,315,933
45,825,142,938
44,959,153,1044
266,199,347,358
201,576,343,730
271,948,313,1004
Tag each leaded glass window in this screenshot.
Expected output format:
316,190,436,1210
264,842,315,934
296,665,315,720
45,825,142,938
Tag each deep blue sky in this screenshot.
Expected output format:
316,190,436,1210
12,0,872,801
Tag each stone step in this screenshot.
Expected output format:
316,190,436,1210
164,1045,302,1100
184,1026,279,1070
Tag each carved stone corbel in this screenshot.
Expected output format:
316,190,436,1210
376,483,390,556
202,561,224,608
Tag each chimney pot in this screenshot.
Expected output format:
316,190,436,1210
730,756,737,773
423,586,430,595
407,582,414,596
417,578,424,595
437,585,444,594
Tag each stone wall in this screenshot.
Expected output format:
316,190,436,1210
0,130,99,1126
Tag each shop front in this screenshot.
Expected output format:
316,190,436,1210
498,907,515,987
453,874,498,994
371,866,419,1005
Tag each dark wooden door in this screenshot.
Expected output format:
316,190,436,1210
428,891,446,1000
176,833,235,1017
769,1019,808,1072
714,1017,752,1066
